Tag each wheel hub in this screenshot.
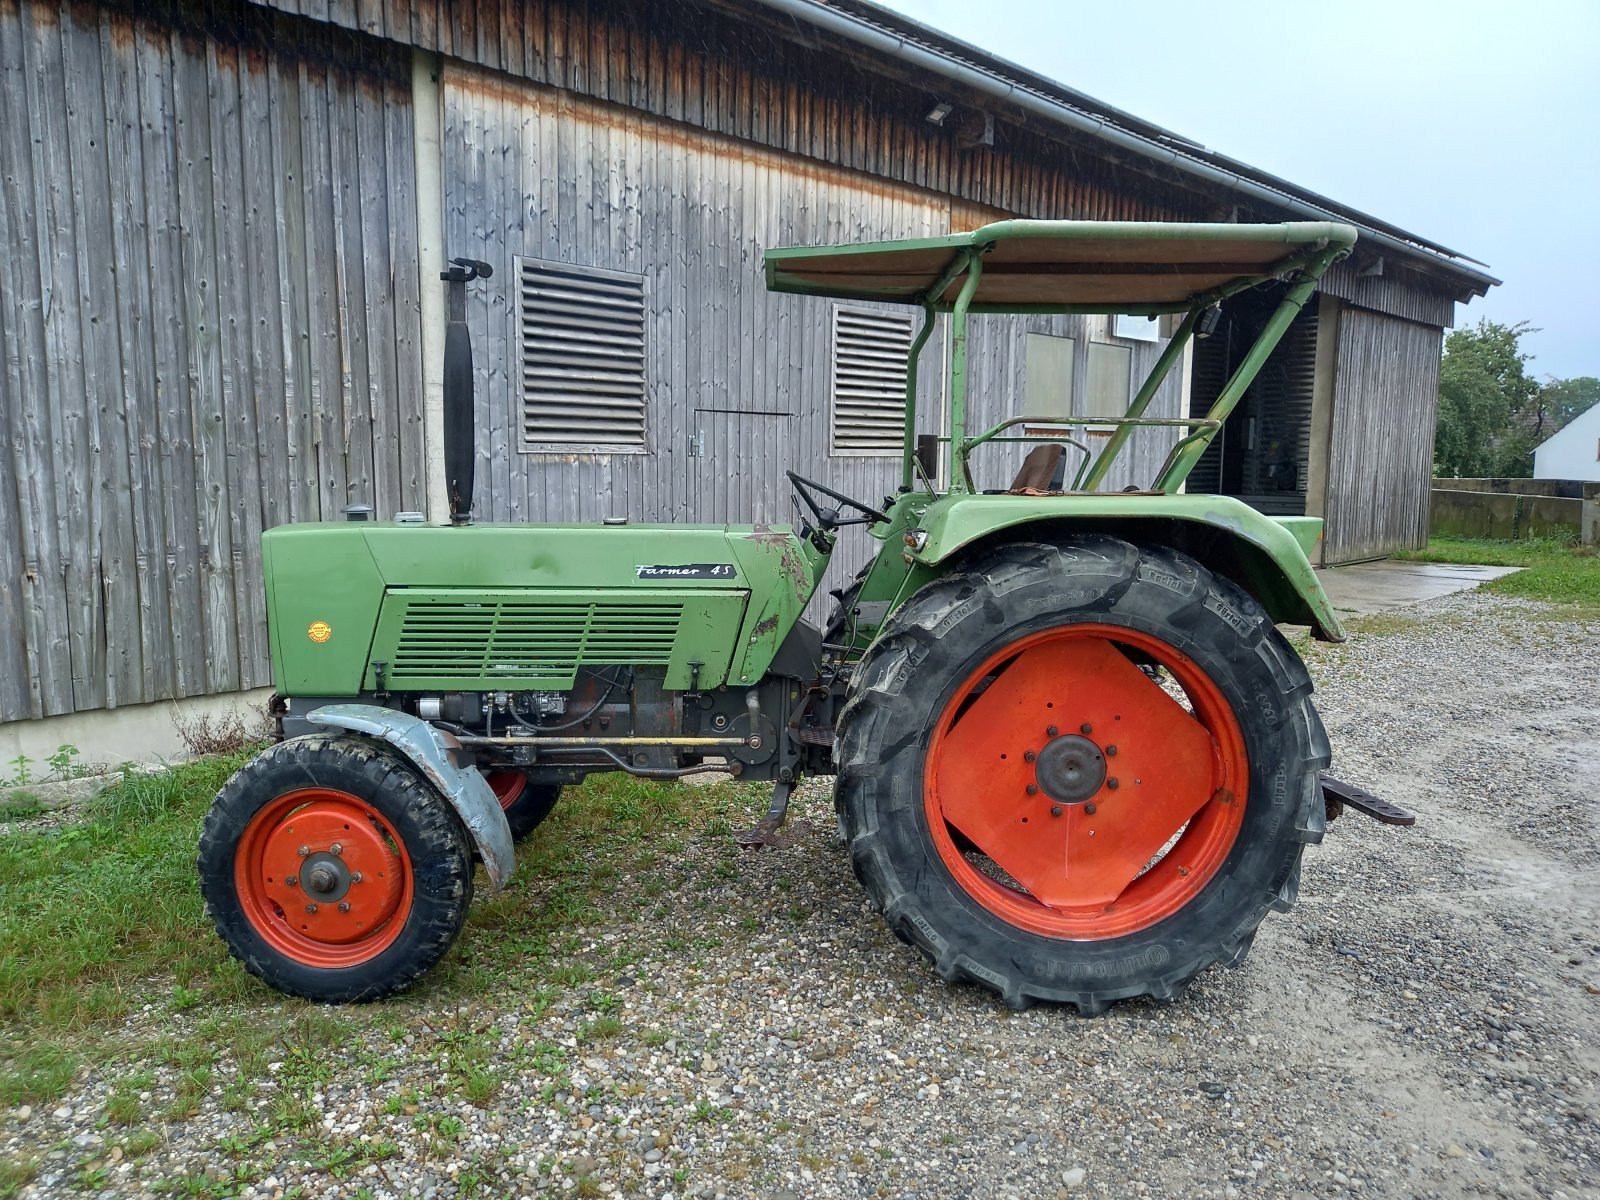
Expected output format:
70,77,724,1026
299,852,351,903
1033,734,1105,805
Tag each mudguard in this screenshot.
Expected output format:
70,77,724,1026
306,704,515,891
905,493,1346,641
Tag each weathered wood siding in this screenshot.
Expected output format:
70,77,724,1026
255,0,1189,229
1322,308,1443,563
0,0,422,722
443,65,1183,581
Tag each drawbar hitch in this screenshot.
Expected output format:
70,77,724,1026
1321,773,1416,827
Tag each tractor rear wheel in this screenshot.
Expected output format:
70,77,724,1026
199,734,474,1002
834,536,1328,1013
485,770,561,841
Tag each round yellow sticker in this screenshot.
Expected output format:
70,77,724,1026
307,621,332,644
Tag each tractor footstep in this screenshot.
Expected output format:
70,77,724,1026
1321,774,1416,827
734,820,815,850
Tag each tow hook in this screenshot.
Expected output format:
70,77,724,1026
1321,773,1416,827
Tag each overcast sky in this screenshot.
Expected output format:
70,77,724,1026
873,0,1599,381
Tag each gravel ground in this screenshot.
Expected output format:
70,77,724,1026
5,589,1598,1200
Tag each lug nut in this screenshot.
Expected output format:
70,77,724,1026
305,903,318,914
1079,723,1093,736
1026,784,1039,796
1105,745,1118,757
1084,804,1096,815
338,902,351,913
284,875,298,887
1107,778,1120,790
297,845,310,857
1050,805,1063,817
1046,725,1059,738
350,872,363,884
329,842,343,856
1023,750,1036,763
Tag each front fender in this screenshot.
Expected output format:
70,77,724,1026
306,704,515,891
908,494,1346,641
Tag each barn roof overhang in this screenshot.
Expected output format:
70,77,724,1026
742,0,1498,304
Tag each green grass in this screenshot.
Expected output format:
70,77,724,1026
1395,534,1600,608
0,751,763,1112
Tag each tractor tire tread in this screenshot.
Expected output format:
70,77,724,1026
833,536,1327,1014
198,734,474,1003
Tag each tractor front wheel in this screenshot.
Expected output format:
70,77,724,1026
199,735,475,1002
834,536,1329,1013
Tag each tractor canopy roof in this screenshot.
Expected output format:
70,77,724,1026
762,219,1358,314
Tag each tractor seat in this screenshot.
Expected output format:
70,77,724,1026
1007,443,1066,494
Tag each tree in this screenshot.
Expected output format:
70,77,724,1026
1533,376,1600,438
1434,319,1539,478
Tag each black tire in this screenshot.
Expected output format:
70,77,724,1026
833,536,1329,1013
486,770,562,841
198,734,475,1002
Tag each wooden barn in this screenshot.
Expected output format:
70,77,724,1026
0,0,1496,750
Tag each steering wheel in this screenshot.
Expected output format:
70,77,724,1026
785,470,891,530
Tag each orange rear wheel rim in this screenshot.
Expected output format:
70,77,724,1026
233,788,413,968
487,770,526,811
923,623,1247,940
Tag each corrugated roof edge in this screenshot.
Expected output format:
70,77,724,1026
744,0,1499,299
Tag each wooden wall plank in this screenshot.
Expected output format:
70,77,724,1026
206,37,263,689
354,74,401,516
299,60,350,517
384,72,426,511
26,4,104,712
268,50,318,525
0,0,69,719
174,25,241,695
136,23,206,699
100,9,175,704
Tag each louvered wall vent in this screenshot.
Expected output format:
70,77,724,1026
830,306,914,455
518,257,648,451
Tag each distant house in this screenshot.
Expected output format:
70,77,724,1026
1533,404,1600,482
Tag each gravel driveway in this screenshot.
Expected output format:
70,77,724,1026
6,589,1598,1200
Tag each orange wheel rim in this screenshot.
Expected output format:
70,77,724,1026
923,623,1247,940
233,788,412,968
487,771,525,811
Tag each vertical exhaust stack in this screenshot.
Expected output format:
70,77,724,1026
441,258,494,525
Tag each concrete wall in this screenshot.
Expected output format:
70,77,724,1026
1430,480,1598,543
0,689,274,772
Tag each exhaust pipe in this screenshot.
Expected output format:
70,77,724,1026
441,258,494,525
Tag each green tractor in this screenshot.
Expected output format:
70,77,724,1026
199,220,1411,1013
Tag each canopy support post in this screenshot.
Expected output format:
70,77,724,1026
1078,307,1200,493
900,302,937,491
948,259,985,496
1153,248,1340,493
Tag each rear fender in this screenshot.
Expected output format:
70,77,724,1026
306,704,515,891
906,494,1345,641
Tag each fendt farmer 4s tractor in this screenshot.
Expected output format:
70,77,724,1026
199,219,1413,1013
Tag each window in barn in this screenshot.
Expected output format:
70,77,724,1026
830,306,915,455
1024,333,1077,423
517,258,648,453
1084,341,1133,430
